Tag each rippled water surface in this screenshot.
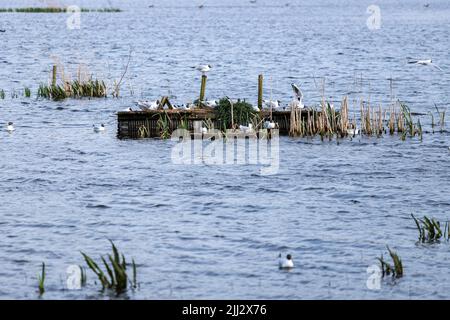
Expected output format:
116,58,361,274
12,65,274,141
0,0,449,299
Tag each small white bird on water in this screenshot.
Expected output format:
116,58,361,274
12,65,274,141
193,64,212,75
407,58,443,71
93,124,105,132
123,107,133,112
278,253,294,269
6,122,15,132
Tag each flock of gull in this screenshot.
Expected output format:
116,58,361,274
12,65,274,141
4,56,444,134
133,64,305,113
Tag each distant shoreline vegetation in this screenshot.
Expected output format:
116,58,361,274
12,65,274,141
0,7,122,13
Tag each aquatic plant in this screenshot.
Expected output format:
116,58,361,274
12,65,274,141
0,7,121,13
215,98,256,130
38,79,107,101
81,240,137,295
79,265,87,286
24,87,31,98
137,121,150,139
411,214,449,243
156,112,171,139
0,89,5,99
377,246,403,278
435,104,446,133
37,262,45,296
288,96,429,141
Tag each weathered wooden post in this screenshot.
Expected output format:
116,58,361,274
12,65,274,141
227,98,234,129
52,65,57,86
258,74,263,110
199,75,207,107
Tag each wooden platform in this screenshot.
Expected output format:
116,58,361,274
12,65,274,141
117,109,295,139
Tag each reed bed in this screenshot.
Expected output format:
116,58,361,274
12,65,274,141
81,240,137,295
0,8,121,13
38,79,107,101
377,246,403,278
412,214,449,243
289,97,432,140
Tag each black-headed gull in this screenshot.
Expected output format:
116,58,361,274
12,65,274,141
263,99,281,110
407,58,443,71
193,64,212,74
290,83,305,109
6,122,15,132
264,121,276,129
203,100,217,108
239,124,253,133
136,100,160,110
93,124,105,132
278,253,294,269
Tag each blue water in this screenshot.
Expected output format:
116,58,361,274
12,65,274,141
0,0,449,299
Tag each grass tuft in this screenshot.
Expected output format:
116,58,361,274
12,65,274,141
81,240,137,295
411,214,448,243
37,262,45,296
377,246,403,278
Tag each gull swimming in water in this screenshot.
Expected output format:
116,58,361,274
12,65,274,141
407,58,443,71
278,253,294,269
193,64,212,75
93,124,105,132
6,122,15,132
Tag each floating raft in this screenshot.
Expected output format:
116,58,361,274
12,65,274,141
117,109,304,139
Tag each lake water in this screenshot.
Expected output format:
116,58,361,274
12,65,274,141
0,0,449,299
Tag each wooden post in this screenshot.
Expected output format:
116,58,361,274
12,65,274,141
230,100,234,129
52,65,57,86
199,75,207,107
258,74,263,110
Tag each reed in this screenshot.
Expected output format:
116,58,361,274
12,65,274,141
0,7,121,13
37,262,45,296
287,96,431,141
435,104,446,133
79,265,87,287
411,214,449,243
377,246,403,278
24,87,31,98
0,89,4,99
38,79,107,101
81,240,137,295
157,112,171,139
